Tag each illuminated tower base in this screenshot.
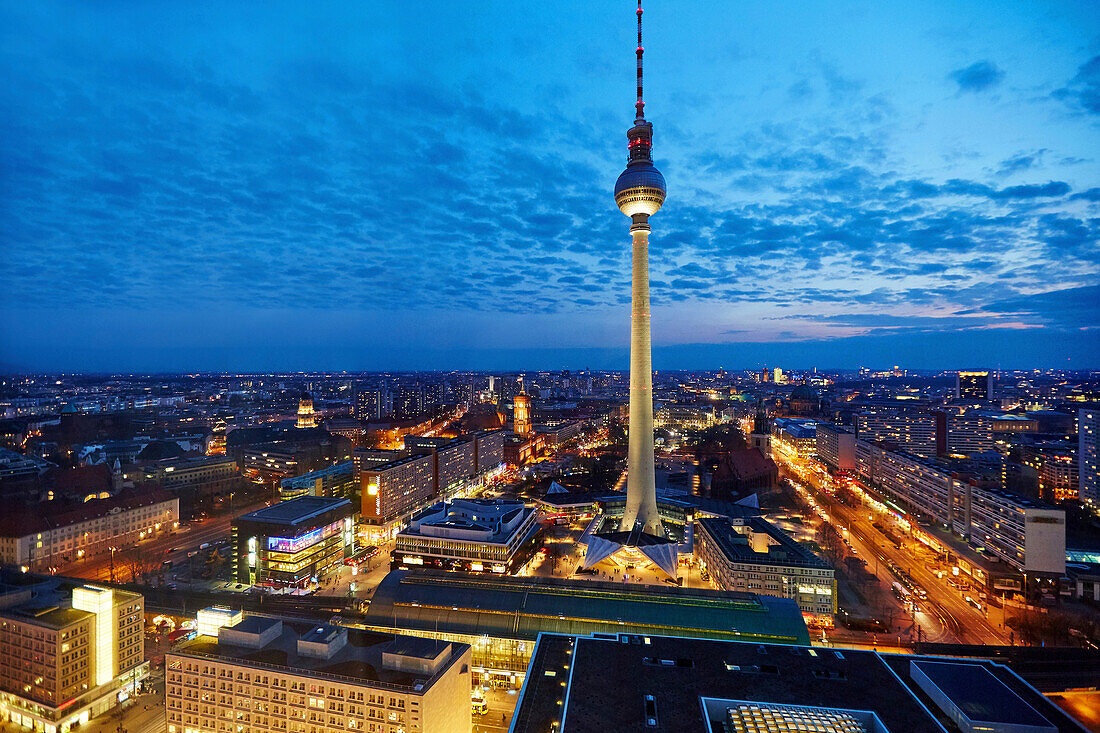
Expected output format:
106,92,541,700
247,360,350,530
621,215,661,535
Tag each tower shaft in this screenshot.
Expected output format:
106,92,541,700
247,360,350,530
622,217,662,535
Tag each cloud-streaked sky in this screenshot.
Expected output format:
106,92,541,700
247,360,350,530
1,1,1098,372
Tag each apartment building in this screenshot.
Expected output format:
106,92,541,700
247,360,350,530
815,423,855,472
854,409,937,456
0,578,145,732
856,439,1065,578
166,615,471,733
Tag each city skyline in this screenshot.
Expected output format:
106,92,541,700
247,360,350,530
1,1,1098,371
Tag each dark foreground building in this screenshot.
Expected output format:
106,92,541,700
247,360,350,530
511,632,1085,733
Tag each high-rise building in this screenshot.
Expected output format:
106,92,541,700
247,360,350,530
396,384,422,419
0,577,145,731
956,370,993,400
354,386,383,422
1080,408,1099,512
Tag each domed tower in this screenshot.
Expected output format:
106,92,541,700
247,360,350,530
617,0,666,537
296,391,316,429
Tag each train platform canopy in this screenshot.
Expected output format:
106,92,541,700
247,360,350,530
363,569,810,646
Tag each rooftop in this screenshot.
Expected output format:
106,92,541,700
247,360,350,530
512,634,1083,733
365,569,810,645
698,517,832,570
0,488,176,537
173,616,466,693
236,495,352,527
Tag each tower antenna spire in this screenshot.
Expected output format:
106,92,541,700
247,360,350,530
635,0,645,121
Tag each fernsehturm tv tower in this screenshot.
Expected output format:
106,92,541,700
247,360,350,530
615,0,666,536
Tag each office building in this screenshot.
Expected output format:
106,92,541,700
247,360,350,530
0,576,145,732
361,452,436,539
166,615,471,733
0,490,178,569
695,517,835,619
510,633,1079,733
392,498,540,573
363,569,810,685
956,370,993,400
231,496,356,588
1081,408,1099,512
278,461,356,502
815,423,855,472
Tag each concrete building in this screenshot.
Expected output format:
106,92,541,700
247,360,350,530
231,496,356,589
0,576,145,733
695,517,836,620
392,498,540,573
167,615,471,733
816,423,856,472
360,432,506,542
855,409,937,456
355,387,384,422
0,490,179,570
1021,440,1079,503
278,461,356,502
856,440,1065,581
510,633,1078,733
1081,408,1099,513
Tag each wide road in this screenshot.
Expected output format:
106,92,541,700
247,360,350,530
62,500,269,583
775,449,1010,645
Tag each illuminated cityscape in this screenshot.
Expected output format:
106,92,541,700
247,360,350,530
1,1,1099,733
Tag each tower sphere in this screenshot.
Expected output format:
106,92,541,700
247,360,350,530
614,163,666,217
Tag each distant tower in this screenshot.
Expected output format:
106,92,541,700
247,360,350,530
296,391,316,429
513,378,532,436
615,0,667,536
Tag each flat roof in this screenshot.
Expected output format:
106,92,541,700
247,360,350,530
911,660,1053,728
698,517,832,570
512,634,942,733
236,496,352,526
365,569,810,645
173,617,466,693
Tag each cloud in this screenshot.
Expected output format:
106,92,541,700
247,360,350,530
949,61,1005,93
996,150,1045,177
1053,55,1100,115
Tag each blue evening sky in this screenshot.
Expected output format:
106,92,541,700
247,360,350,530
1,1,1097,372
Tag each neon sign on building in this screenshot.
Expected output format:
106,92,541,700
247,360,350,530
267,520,342,554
